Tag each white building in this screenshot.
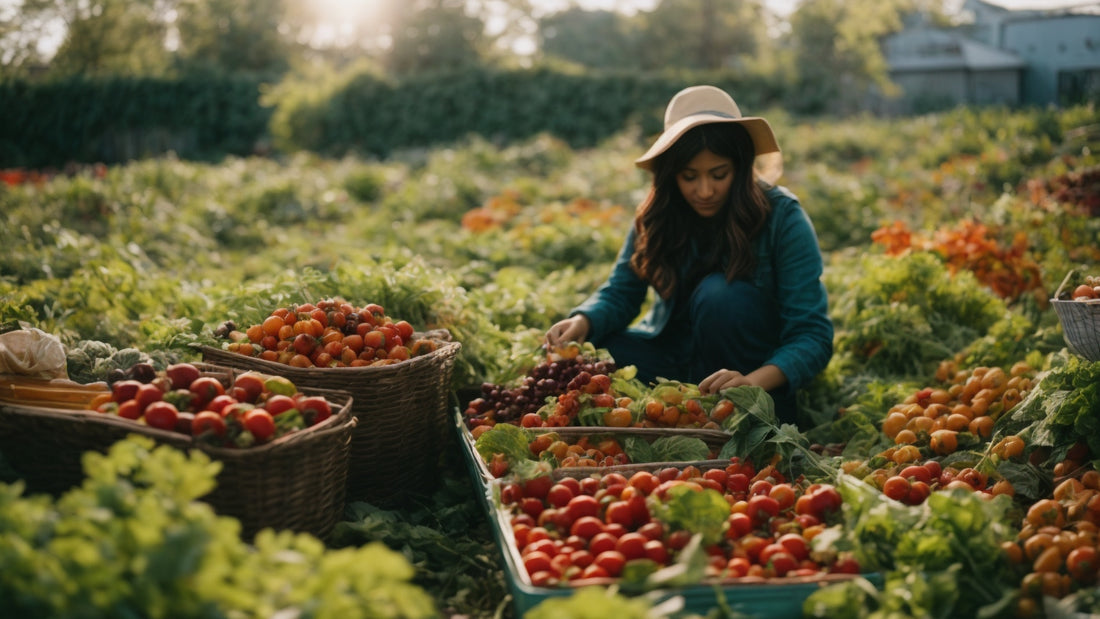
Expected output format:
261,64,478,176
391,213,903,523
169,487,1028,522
881,0,1100,111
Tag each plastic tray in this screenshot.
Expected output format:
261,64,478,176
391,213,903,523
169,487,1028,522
452,414,879,618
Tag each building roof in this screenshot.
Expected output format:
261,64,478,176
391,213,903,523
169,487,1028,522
886,29,1026,72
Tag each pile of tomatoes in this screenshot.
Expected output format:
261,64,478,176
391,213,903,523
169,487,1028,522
1004,471,1100,615
221,298,441,369
89,363,334,447
499,459,859,587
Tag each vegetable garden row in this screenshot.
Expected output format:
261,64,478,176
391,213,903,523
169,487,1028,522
1,103,1099,618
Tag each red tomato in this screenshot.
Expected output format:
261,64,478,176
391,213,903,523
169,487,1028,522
144,401,179,431
580,564,609,580
738,534,770,562
570,549,595,569
637,521,664,541
570,516,604,540
922,460,942,479
500,482,523,505
746,494,780,525
588,532,619,556
204,394,237,414
512,523,532,549
111,379,143,403
565,494,600,521
769,483,797,511
519,497,544,519
899,465,932,484
1066,546,1098,583
593,550,626,577
296,395,332,425
523,551,554,576
604,500,634,528
134,383,164,412
580,477,601,496
525,538,558,557
117,399,142,420
243,408,276,442
644,540,669,564
192,410,227,437
882,476,911,502
628,471,659,495
263,394,297,416
666,530,693,551
546,483,576,508
750,479,773,496
726,472,751,494
615,533,648,560
726,512,754,540
777,532,809,561
523,475,553,500
556,477,582,496
767,550,798,576
808,485,842,515
189,376,226,407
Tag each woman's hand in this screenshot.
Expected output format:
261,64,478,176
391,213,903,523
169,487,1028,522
545,314,591,347
699,365,788,395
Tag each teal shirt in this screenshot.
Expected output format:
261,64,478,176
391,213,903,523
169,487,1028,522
571,185,833,392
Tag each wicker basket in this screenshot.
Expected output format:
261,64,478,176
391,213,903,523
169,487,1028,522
0,365,356,540
1052,270,1100,362
201,338,462,505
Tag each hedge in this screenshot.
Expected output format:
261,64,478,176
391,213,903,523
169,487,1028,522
2,67,787,167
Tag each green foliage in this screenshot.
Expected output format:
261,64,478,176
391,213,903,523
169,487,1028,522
266,64,784,158
0,74,270,167
809,475,1018,618
328,471,507,618
0,435,437,619
829,251,1008,378
992,352,1100,467
524,586,655,619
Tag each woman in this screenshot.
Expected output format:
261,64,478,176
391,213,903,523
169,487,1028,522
545,85,833,425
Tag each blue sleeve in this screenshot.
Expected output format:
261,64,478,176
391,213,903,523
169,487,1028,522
763,193,834,391
570,225,650,342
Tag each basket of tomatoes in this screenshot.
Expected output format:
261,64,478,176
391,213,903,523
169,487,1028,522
199,298,461,505
0,361,356,540
1052,269,1100,362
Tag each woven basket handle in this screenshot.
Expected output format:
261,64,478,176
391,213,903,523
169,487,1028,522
1055,269,1077,300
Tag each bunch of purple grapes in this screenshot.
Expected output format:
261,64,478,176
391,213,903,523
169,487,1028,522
463,356,617,426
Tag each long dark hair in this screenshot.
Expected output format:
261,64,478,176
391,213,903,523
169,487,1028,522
630,122,772,300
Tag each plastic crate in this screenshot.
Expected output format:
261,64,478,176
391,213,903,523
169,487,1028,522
453,416,880,618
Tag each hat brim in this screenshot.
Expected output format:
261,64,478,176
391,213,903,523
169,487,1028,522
635,114,781,171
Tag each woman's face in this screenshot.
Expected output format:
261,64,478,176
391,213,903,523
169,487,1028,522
675,148,733,218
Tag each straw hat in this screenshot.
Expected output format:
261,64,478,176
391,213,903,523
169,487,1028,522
635,85,783,182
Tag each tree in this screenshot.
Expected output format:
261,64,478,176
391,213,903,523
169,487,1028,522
385,0,488,76
538,8,639,69
173,0,290,76
787,0,905,114
36,0,173,77
633,0,768,71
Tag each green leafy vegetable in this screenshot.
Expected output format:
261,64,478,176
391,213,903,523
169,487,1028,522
648,484,729,547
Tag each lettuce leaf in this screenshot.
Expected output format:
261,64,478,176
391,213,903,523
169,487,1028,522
647,484,729,546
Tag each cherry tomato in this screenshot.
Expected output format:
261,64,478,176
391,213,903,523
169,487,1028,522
593,550,626,577
615,533,648,561
1066,546,1099,583
144,401,179,431
192,410,226,437
243,408,276,442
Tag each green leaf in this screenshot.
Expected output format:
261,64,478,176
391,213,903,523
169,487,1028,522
474,423,532,467
649,436,710,463
622,436,657,464
648,484,728,547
